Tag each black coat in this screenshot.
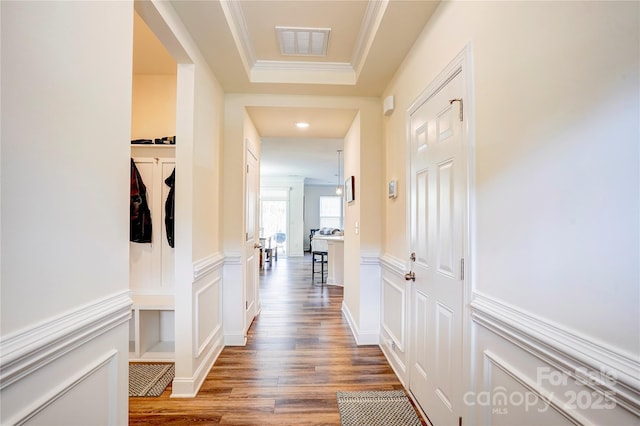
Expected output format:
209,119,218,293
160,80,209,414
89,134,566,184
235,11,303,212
165,168,175,248
130,159,152,243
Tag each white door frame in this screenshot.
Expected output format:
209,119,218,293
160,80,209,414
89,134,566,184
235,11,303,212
405,43,475,423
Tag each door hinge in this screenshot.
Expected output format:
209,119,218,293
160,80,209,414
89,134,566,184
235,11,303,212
449,98,463,122
460,258,465,280
246,301,248,310
246,164,249,173
459,416,463,426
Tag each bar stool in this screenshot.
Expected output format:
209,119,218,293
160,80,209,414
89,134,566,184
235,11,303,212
312,251,328,285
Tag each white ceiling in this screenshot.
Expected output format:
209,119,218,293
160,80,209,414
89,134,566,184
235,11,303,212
134,0,440,185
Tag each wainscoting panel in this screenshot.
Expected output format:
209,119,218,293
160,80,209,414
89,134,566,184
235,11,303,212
379,254,411,385
194,274,222,358
471,293,640,425
382,277,406,352
14,351,119,426
480,351,578,426
222,253,246,346
171,253,225,398
0,292,130,425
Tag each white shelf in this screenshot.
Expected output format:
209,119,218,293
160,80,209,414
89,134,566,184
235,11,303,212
132,294,174,310
129,295,175,362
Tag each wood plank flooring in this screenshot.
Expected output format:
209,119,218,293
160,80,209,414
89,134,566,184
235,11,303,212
129,254,426,425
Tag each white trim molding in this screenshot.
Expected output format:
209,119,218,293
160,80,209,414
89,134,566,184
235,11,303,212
0,291,131,390
193,252,225,280
471,293,640,416
380,253,407,276
171,333,224,398
482,350,589,426
342,301,379,345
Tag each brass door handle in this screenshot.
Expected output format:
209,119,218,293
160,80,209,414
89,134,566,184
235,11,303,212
404,271,415,281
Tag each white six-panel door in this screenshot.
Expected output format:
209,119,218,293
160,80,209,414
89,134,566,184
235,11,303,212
409,68,466,426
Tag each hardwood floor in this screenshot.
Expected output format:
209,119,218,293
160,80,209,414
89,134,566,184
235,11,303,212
129,254,426,425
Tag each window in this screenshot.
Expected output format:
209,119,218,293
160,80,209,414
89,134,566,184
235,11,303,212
319,196,342,229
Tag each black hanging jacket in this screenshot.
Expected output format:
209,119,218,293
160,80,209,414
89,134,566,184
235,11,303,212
130,159,152,243
164,168,175,248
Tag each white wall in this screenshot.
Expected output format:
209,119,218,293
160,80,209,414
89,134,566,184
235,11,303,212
341,109,384,345
1,1,133,424
382,1,639,423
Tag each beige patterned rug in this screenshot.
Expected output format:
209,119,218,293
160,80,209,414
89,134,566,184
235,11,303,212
336,390,422,426
129,363,174,397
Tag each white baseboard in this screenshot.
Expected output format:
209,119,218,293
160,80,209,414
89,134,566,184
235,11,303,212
224,333,247,346
341,302,379,345
171,333,224,398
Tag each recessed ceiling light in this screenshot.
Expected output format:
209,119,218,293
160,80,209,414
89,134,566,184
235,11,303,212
296,122,309,129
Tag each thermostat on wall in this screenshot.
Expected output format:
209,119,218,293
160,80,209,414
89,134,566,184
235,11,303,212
388,179,397,198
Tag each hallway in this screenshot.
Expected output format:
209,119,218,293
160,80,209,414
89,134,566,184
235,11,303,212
129,255,425,425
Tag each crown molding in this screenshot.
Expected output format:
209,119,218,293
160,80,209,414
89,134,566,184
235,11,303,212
351,0,389,78
219,0,256,74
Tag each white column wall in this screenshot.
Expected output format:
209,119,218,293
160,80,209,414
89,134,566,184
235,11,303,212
1,1,133,424
134,0,225,397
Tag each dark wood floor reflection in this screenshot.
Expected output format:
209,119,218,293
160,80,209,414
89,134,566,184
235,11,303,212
129,254,424,425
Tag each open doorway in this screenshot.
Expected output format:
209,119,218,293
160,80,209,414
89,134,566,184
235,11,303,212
260,189,289,257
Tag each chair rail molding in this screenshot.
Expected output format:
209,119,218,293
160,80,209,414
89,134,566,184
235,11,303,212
193,252,225,280
380,253,407,277
471,292,640,416
0,290,131,390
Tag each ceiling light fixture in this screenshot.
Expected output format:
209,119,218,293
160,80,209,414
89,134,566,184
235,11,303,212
336,150,343,195
296,122,309,129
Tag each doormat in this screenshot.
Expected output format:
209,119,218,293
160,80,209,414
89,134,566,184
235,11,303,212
336,390,422,426
129,363,174,397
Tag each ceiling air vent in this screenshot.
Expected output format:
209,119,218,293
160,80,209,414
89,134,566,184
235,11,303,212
276,26,330,56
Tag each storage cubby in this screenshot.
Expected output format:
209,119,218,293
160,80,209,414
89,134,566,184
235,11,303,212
129,295,175,361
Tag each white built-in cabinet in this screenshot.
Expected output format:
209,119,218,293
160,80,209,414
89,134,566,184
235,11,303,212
129,145,176,361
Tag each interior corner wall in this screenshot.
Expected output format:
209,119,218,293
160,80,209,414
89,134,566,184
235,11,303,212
0,1,133,424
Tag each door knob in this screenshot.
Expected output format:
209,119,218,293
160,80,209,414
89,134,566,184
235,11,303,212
254,243,262,249
404,271,415,281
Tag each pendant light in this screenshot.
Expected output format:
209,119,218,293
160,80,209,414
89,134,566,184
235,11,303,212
335,150,343,195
